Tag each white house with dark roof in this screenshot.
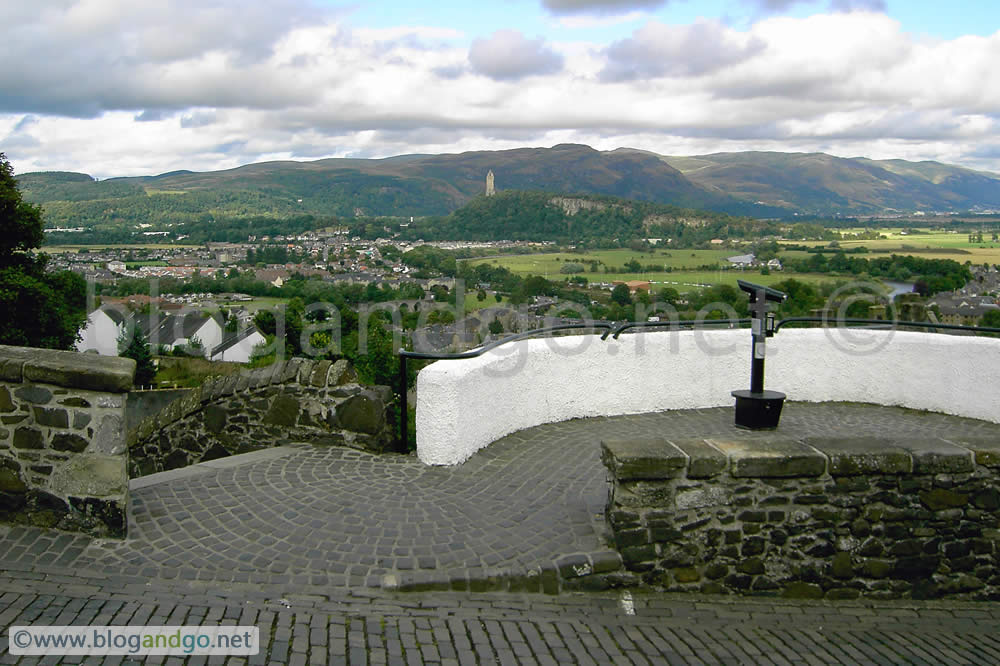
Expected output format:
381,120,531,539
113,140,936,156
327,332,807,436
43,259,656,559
75,307,128,356
210,327,267,363
139,312,224,358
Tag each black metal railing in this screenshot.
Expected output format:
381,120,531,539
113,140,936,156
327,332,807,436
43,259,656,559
397,317,1000,450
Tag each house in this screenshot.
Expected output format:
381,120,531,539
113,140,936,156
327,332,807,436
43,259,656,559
612,280,651,295
139,312,224,358
767,259,783,271
75,307,128,356
727,254,756,268
107,260,127,273
210,327,266,364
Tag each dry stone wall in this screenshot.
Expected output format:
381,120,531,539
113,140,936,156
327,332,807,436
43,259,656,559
0,345,135,538
602,434,1000,600
128,358,397,477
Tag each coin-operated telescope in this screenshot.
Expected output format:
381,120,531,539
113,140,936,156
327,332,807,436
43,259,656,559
732,280,787,429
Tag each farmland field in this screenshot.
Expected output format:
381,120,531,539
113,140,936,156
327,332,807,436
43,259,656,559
467,248,736,275
782,229,1000,265
469,249,834,292
39,243,200,254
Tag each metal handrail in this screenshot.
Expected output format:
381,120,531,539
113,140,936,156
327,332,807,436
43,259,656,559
609,318,751,340
774,317,1000,334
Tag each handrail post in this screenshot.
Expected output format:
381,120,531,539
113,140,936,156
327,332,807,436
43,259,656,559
399,354,408,451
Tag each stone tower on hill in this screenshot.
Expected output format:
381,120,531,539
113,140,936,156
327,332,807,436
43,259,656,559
485,170,495,196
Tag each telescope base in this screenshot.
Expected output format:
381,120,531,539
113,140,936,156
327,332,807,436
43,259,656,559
731,389,786,430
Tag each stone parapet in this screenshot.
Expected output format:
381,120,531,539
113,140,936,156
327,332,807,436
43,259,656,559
128,358,397,477
602,434,1000,600
0,346,135,538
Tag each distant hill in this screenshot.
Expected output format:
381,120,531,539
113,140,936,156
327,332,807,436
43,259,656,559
652,151,1000,215
17,145,1000,240
402,190,780,244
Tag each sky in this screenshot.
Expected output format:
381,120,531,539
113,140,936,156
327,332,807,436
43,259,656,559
2,0,999,178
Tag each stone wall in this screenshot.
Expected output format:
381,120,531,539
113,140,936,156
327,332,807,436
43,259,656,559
602,434,1000,600
128,358,397,477
0,345,135,538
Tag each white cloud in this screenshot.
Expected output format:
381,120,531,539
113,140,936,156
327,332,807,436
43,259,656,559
2,4,1000,177
542,0,668,14
601,20,765,80
468,30,564,80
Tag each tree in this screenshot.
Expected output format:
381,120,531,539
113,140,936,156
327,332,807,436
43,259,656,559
980,309,1000,330
0,153,87,349
488,317,504,335
119,328,156,386
611,283,632,306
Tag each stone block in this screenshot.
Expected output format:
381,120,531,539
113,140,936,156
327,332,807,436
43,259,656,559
296,359,317,385
329,359,358,386
669,438,726,478
897,438,974,474
50,454,127,497
204,404,228,433
919,488,969,511
19,348,134,393
804,436,911,476
675,486,731,510
782,582,824,599
234,371,252,393
15,385,52,405
310,360,332,387
32,407,69,428
335,393,384,435
600,438,687,481
92,414,124,455
51,433,89,453
709,437,826,478
0,386,13,412
555,553,592,578
278,359,301,384
263,395,300,427
13,427,43,449
0,457,26,494
944,436,1000,468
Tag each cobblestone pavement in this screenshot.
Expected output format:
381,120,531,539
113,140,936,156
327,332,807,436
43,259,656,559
2,566,1000,664
3,403,1000,663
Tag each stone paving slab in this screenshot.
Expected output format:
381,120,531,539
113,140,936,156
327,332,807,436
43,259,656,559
1,565,1000,664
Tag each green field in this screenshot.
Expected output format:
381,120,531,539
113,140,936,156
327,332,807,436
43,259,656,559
784,229,1000,265
40,243,200,254
216,296,288,312
469,249,836,293
468,249,736,277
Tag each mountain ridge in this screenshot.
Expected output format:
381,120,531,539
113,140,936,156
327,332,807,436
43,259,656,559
16,145,1000,230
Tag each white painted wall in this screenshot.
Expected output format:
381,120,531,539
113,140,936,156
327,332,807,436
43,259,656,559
212,331,266,363
75,310,124,356
415,328,1000,465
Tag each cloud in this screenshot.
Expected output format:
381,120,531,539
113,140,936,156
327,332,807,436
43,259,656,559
0,0,325,117
135,110,168,122
542,0,668,14
13,115,38,132
744,0,886,12
3,6,1000,177
180,111,218,128
601,20,765,81
468,30,564,80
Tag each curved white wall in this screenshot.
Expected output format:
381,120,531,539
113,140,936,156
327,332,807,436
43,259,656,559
415,328,1000,465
